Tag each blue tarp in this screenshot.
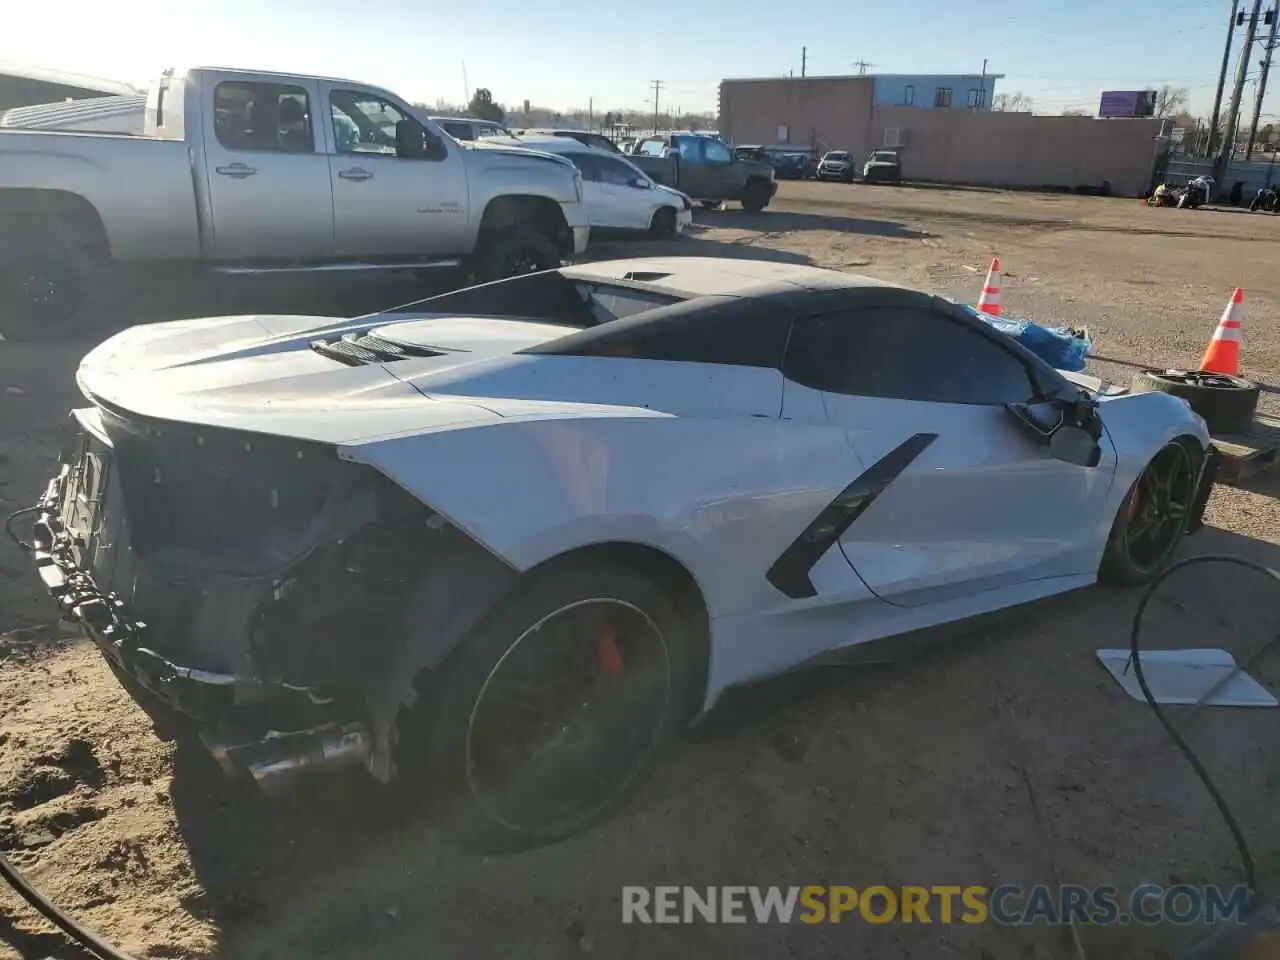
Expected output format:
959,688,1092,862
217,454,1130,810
959,304,1092,372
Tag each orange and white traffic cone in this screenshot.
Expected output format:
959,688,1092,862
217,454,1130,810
977,258,1002,316
1199,288,1245,376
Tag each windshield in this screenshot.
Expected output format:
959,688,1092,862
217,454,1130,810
870,151,898,162
825,152,849,160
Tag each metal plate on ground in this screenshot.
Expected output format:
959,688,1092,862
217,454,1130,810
1096,648,1278,707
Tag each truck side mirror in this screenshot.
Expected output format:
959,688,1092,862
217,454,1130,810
396,119,434,160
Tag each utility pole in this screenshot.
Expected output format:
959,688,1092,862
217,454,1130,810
650,79,664,134
978,57,988,109
588,97,593,130
1216,0,1264,181
1209,0,1242,157
1246,3,1279,155
852,60,873,75
801,46,807,77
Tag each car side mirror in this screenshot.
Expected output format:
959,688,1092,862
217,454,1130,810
1048,424,1102,468
1006,399,1102,468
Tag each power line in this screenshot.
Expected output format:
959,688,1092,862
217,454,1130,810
1211,0,1243,155
1247,3,1279,153
1217,0,1266,177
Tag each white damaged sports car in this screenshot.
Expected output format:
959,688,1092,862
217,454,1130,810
27,257,1218,849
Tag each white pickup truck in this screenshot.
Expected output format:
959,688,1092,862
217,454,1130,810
0,66,591,340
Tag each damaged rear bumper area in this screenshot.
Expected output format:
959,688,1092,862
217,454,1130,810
28,405,514,795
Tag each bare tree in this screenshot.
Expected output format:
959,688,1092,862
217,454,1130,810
1061,108,1091,117
992,92,1035,113
1153,85,1189,118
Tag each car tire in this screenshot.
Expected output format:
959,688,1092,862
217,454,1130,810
649,207,679,239
1099,441,1201,586
1130,369,1259,434
740,179,771,213
0,231,111,342
403,556,696,854
470,227,562,284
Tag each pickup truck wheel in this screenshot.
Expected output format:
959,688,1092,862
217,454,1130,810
472,228,561,284
649,207,678,239
740,179,771,213
0,235,95,341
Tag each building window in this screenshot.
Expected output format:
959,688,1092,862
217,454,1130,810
967,88,982,108
904,85,914,106
934,87,953,108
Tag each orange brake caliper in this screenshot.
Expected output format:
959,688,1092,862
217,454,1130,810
597,625,624,676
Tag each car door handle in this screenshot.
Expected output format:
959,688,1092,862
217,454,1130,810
338,167,374,181
215,163,257,178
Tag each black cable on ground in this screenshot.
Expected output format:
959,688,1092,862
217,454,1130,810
0,848,138,960
1128,553,1280,904
5,506,38,554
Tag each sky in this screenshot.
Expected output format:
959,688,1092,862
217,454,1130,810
1,0,1275,121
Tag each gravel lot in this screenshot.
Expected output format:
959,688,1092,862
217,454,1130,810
2,182,1280,960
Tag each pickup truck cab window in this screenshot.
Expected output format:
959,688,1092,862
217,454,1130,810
214,81,314,153
636,138,666,158
672,135,701,162
329,90,442,162
702,138,733,164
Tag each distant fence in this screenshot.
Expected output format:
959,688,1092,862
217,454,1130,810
1164,156,1280,196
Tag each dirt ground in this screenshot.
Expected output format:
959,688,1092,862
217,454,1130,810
3,183,1280,960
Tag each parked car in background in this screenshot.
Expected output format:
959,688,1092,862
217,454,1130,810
429,116,515,141
628,133,776,211
817,150,855,182
770,150,815,180
863,149,903,184
0,67,591,341
485,137,692,238
733,144,769,162
518,128,622,154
